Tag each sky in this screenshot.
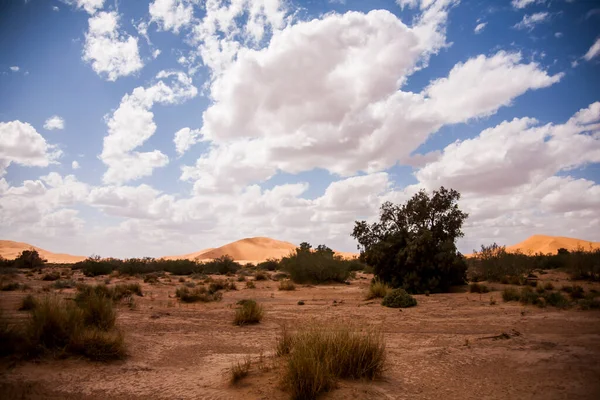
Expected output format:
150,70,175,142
0,0,599,259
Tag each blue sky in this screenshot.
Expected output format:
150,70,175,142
0,0,599,258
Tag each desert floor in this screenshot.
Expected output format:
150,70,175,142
1,269,600,400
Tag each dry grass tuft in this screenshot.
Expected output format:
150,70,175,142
230,357,251,384
234,300,264,326
278,325,386,400
365,279,390,299
278,280,296,291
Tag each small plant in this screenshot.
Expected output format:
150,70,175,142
175,286,223,303
246,280,256,289
276,325,295,356
53,279,77,289
209,280,227,292
489,296,497,305
469,283,489,293
502,287,520,302
19,294,38,311
179,277,186,283
1,282,21,291
570,285,585,299
70,328,126,361
143,274,160,284
544,291,570,308
579,298,600,310
230,357,251,384
297,300,305,305
237,275,246,282
544,282,554,290
184,281,196,288
234,300,264,326
42,272,60,281
254,271,269,281
366,279,390,299
77,291,116,330
381,289,417,308
278,280,296,291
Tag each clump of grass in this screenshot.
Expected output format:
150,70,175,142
544,291,570,308
366,279,390,299
53,279,77,289
42,272,60,281
70,328,126,361
237,275,246,282
230,357,251,384
297,300,305,306
19,294,37,311
175,286,223,303
279,280,296,291
178,277,186,283
502,287,520,302
234,300,264,326
381,289,417,308
276,325,295,356
209,280,227,292
113,283,143,300
0,282,21,291
143,273,160,284
246,280,256,289
278,325,385,400
469,282,490,293
78,291,116,330
544,282,554,290
579,298,600,310
254,271,269,281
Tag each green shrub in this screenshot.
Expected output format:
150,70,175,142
53,279,76,289
257,259,280,271
366,279,390,299
502,287,520,302
246,280,256,289
175,286,223,303
42,272,60,281
278,280,296,291
254,271,269,281
77,292,116,331
234,300,264,326
570,285,585,299
201,256,241,275
469,283,489,293
381,289,417,308
13,250,47,269
28,296,84,353
279,326,385,400
579,298,600,310
519,287,541,306
544,291,570,308
19,294,37,311
280,244,350,284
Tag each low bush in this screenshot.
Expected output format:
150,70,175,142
544,291,570,308
1,282,21,291
234,299,264,326
201,256,241,275
175,286,223,303
278,280,296,291
366,279,390,299
53,279,77,289
278,325,385,400
246,280,256,289
254,271,269,281
502,287,520,302
544,282,555,290
257,259,280,271
280,244,351,284
70,328,126,361
19,294,37,311
502,287,571,309
381,289,417,308
579,298,600,310
230,357,251,384
42,272,60,281
469,283,490,293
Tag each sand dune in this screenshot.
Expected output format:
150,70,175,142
506,234,600,255
165,237,359,263
0,240,86,264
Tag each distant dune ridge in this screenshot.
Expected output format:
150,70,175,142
505,234,600,255
0,240,86,264
2,235,598,264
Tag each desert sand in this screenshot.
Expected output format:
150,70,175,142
506,234,600,255
0,240,86,264
0,268,599,399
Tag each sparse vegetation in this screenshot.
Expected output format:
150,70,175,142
246,280,256,289
279,243,351,284
366,279,391,299
278,280,296,291
277,325,385,400
234,299,264,326
502,286,571,308
381,288,417,308
19,294,38,311
352,187,468,293
502,287,521,302
257,259,280,271
53,279,77,289
42,272,60,281
230,357,251,384
469,283,490,293
175,285,223,303
1,282,22,291
254,271,269,281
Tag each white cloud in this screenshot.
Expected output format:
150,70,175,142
53,6,59,11
474,22,486,34
72,160,80,170
584,38,600,61
511,0,540,9
83,11,143,81
152,49,161,59
101,71,198,184
67,0,105,15
554,32,563,38
44,115,65,130
514,12,550,31
0,121,61,176
10,66,19,72
174,127,203,155
149,0,195,33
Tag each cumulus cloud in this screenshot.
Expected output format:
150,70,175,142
474,22,486,34
65,0,105,15
72,160,80,170
83,11,143,81
149,0,195,33
44,115,65,130
174,127,203,155
584,38,600,61
10,66,19,72
101,71,198,184
514,12,550,31
0,121,61,176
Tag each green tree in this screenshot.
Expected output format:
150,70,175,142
351,187,468,293
14,249,47,269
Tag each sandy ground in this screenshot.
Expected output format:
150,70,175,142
1,269,600,400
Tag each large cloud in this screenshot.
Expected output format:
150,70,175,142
83,11,143,81
101,71,198,184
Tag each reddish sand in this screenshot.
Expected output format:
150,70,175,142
506,234,600,255
0,269,599,399
0,240,86,264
